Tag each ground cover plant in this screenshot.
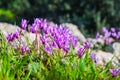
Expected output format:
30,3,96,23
0,18,120,80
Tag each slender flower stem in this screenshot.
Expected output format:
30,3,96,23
35,33,40,54
19,30,22,48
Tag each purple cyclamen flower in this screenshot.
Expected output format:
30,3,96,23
104,32,111,38
105,38,112,44
90,53,98,64
21,44,30,54
110,27,115,33
40,35,46,44
21,46,26,54
117,31,120,39
21,19,28,30
83,41,90,49
30,23,39,33
6,33,15,42
50,41,57,50
77,48,84,58
43,23,50,34
34,18,41,24
40,19,46,29
110,69,120,77
44,44,52,55
13,29,21,39
63,41,70,53
102,27,108,33
55,38,63,49
111,32,117,38
96,32,100,39
30,18,41,33
71,36,78,48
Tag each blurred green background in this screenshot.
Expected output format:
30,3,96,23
0,0,120,36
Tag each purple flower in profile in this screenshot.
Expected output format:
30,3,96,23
30,18,41,33
21,44,30,54
50,41,57,50
71,36,78,48
21,19,28,30
55,38,63,49
111,32,117,38
117,31,120,39
13,29,21,39
6,33,15,42
40,35,46,44
63,41,70,53
90,53,98,64
77,48,84,58
30,23,39,33
110,27,115,33
34,18,41,24
96,32,101,39
110,69,120,77
104,32,111,38
44,44,52,54
118,31,120,36
21,46,26,54
102,27,108,33
43,24,50,34
40,19,46,29
83,41,90,49
105,38,112,44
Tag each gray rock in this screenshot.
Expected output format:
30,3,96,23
112,42,120,59
61,23,86,42
93,50,119,67
0,23,20,33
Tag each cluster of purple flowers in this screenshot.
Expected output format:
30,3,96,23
110,68,120,77
40,24,78,54
30,18,46,33
5,18,120,78
77,41,90,58
6,18,78,55
96,27,120,44
31,18,78,54
77,41,98,64
6,29,20,42
5,19,29,54
28,18,78,54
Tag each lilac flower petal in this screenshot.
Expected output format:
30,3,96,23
21,19,28,30
90,53,98,64
104,32,111,38
110,27,115,33
71,36,78,48
77,48,84,58
102,27,108,33
96,32,100,39
105,38,112,44
6,33,15,42
110,69,120,77
111,32,117,37
83,41,90,49
44,45,52,54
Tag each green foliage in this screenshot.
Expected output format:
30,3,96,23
0,9,15,23
0,31,120,80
